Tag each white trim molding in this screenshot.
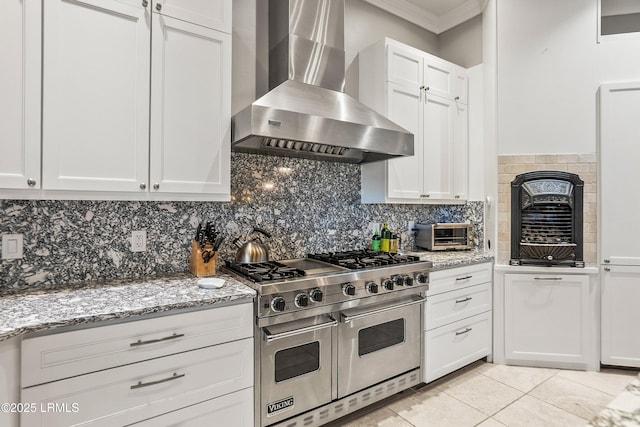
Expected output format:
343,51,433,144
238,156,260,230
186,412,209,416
363,0,484,34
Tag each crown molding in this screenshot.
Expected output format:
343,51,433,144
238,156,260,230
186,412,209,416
363,0,484,34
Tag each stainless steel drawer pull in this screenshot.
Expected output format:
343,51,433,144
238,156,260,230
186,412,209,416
456,275,472,281
455,297,472,304
131,372,184,390
130,333,185,347
264,318,337,342
533,277,563,280
455,327,472,336
341,297,426,323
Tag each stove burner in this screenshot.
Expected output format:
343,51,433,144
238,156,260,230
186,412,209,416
225,261,306,283
308,250,420,270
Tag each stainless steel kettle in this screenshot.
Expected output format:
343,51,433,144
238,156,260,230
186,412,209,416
233,227,271,264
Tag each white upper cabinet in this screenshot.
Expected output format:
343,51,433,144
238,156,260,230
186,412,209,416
360,38,468,204
42,0,151,192
1,0,231,200
150,13,230,195
0,0,41,190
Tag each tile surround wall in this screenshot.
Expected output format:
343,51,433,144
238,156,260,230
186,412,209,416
497,154,597,266
1,153,483,294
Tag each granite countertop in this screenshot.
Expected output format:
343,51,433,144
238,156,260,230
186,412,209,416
0,274,255,342
402,248,495,271
590,373,640,426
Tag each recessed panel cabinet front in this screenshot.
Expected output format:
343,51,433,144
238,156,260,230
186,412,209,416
42,0,150,192
385,82,423,199
0,0,41,190
150,13,230,195
504,274,591,367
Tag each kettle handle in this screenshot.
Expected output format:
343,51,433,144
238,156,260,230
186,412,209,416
232,236,243,248
253,227,271,239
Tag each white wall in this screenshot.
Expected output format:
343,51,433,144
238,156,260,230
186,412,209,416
439,15,483,68
497,0,640,155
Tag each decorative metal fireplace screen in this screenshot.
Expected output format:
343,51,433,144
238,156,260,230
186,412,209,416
510,171,584,267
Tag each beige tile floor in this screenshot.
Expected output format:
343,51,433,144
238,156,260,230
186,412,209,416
325,361,639,427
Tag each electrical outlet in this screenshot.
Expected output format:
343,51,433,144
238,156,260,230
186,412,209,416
369,222,380,234
2,234,24,260
131,230,146,252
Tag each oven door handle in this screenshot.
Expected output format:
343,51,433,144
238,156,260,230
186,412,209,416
263,317,337,342
340,297,427,323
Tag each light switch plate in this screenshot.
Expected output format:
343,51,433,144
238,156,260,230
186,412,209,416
2,234,24,260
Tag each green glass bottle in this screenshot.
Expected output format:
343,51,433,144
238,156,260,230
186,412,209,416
371,227,381,251
380,222,391,252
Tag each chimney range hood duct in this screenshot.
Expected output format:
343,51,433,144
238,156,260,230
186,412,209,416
231,0,414,163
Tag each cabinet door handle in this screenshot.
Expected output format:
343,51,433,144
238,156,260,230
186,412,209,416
130,333,185,347
456,275,472,281
131,372,184,390
603,267,611,272
455,327,472,336
533,277,563,280
153,183,160,190
27,178,37,187
139,183,147,190
142,0,148,7
156,3,162,11
455,297,472,304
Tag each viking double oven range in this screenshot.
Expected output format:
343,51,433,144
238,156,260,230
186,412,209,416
223,250,432,427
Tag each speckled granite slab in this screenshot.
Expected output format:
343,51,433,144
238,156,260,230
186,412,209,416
590,373,640,427
0,274,255,342
403,249,494,271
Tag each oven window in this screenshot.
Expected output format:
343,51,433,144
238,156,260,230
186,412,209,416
274,342,320,382
358,319,405,356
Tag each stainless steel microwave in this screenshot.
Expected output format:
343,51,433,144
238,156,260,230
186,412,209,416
415,223,474,251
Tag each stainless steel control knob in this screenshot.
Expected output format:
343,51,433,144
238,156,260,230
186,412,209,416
271,297,286,312
343,283,356,296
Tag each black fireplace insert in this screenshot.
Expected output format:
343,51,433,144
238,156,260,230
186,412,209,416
510,170,584,267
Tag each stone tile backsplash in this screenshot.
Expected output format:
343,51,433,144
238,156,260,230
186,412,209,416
1,153,483,294
497,153,597,266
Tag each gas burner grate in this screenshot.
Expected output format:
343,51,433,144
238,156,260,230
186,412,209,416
225,261,306,283
308,250,420,269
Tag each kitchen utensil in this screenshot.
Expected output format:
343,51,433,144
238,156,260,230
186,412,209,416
233,227,271,264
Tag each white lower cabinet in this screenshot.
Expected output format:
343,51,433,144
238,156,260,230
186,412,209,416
601,266,640,368
424,263,493,383
503,273,595,369
20,304,253,427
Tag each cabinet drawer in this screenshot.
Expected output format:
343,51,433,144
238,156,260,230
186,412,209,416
425,282,491,330
424,312,491,383
22,302,252,387
427,263,492,296
21,338,253,427
132,387,253,427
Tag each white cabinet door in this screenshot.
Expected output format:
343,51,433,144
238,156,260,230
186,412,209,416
600,82,640,263
601,266,640,367
454,67,468,104
387,43,423,89
423,94,454,200
424,56,455,100
0,0,41,190
42,0,150,192
154,0,231,33
504,274,591,366
452,101,468,200
150,13,230,196
385,82,423,199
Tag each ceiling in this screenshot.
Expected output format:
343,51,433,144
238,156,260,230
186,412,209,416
363,0,486,34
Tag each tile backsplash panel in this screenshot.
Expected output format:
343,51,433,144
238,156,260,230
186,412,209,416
1,153,483,293
497,154,596,266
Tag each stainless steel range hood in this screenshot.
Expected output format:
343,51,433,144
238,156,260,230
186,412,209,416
231,0,414,164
